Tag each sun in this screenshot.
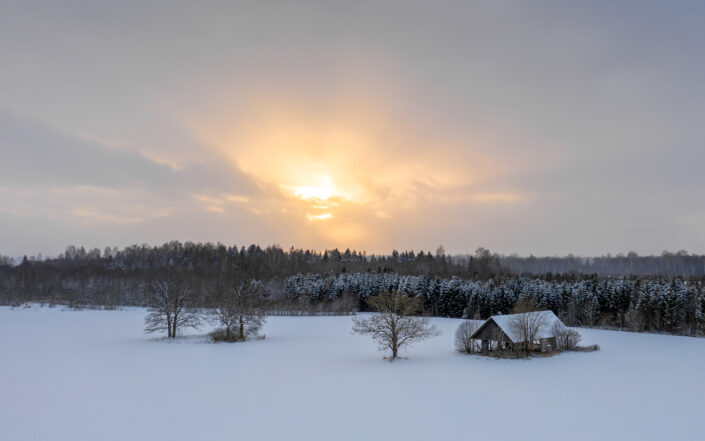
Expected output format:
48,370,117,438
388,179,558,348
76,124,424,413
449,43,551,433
283,174,347,221
291,175,337,201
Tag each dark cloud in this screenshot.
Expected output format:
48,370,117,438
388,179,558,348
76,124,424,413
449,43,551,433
0,110,173,188
0,110,261,196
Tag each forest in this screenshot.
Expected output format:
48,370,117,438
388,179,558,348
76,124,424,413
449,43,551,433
1,241,703,336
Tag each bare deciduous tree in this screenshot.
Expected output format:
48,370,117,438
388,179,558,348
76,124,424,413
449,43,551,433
210,279,266,341
352,291,440,360
144,277,200,338
454,320,482,353
509,297,546,354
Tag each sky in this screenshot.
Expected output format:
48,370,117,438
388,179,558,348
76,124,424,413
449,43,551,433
1,0,704,257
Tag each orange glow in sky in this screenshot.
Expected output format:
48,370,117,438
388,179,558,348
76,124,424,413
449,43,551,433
182,88,527,251
290,175,336,201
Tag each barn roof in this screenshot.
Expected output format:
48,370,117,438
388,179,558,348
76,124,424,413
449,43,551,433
471,310,566,343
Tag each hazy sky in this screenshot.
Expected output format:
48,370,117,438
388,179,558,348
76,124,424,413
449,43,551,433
2,0,704,257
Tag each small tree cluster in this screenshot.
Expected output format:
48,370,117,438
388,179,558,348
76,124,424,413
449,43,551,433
144,275,266,342
209,279,266,342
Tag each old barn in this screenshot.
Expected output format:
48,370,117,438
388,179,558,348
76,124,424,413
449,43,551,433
470,310,566,354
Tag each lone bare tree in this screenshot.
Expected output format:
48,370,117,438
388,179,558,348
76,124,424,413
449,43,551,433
210,279,266,341
352,290,440,360
144,277,200,338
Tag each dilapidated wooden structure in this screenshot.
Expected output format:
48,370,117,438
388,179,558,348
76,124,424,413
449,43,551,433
470,310,565,354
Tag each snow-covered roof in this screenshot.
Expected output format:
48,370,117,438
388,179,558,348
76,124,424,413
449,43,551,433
472,310,566,343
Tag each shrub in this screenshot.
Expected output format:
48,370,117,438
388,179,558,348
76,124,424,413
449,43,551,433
455,320,482,353
209,328,242,343
553,322,582,350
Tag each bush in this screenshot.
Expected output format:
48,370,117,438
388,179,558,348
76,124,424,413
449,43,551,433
553,322,582,350
574,344,600,352
455,320,482,353
209,328,242,343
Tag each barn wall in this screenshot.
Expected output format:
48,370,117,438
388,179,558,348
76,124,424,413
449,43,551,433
473,320,511,342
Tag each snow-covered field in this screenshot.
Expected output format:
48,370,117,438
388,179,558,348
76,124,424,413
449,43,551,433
1,307,703,441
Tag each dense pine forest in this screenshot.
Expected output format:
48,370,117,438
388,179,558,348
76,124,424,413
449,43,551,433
1,242,704,336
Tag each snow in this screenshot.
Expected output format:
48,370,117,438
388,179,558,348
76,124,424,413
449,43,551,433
486,310,566,342
1,307,703,441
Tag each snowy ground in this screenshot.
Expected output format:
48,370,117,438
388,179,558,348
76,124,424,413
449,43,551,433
1,307,703,441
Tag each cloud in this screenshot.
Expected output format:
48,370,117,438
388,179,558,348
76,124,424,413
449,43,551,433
0,111,275,254
0,110,263,196
0,110,174,188
1,1,705,256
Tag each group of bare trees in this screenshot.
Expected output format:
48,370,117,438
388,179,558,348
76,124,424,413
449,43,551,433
143,284,440,358
139,281,588,359
209,280,266,342
144,275,265,342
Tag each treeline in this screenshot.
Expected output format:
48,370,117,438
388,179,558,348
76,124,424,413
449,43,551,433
5,244,704,278
2,241,704,336
0,242,505,308
284,273,705,336
500,250,705,276
30,242,503,277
